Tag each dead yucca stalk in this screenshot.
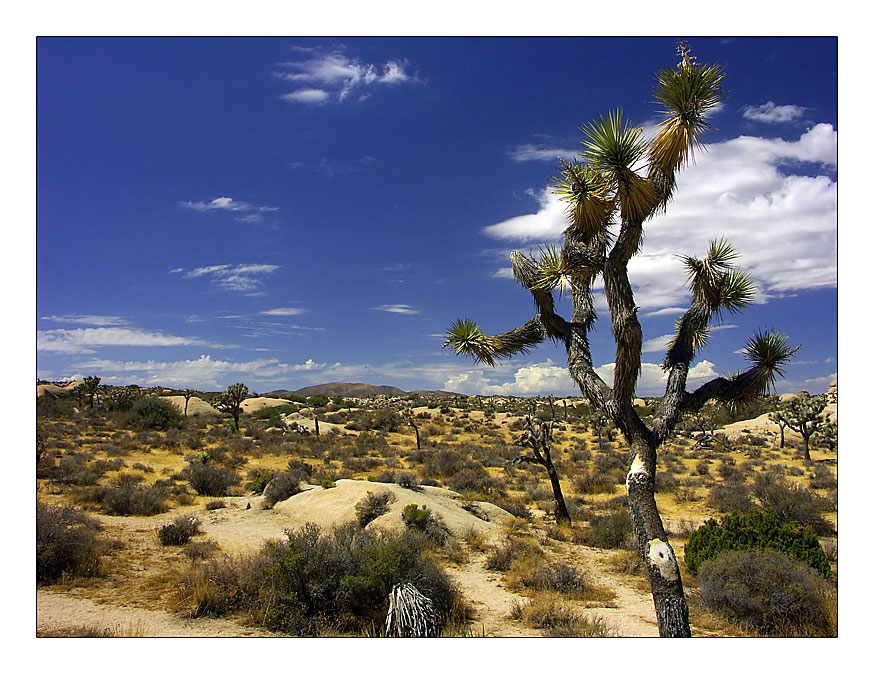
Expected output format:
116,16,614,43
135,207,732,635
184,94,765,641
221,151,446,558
385,583,440,637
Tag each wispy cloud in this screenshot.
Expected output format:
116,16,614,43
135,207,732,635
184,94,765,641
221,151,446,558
260,307,306,316
37,327,207,354
274,47,421,105
374,304,420,315
742,101,808,124
40,314,129,327
507,143,578,162
179,196,279,223
483,124,837,313
170,263,280,293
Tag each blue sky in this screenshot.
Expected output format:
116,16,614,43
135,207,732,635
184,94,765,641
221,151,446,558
36,36,838,396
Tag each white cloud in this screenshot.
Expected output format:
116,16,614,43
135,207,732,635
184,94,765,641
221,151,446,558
507,143,577,162
483,125,837,310
171,263,280,293
374,304,420,315
37,327,207,354
40,314,129,326
274,48,420,105
179,196,279,223
71,355,327,390
260,307,306,316
742,101,808,124
280,88,330,105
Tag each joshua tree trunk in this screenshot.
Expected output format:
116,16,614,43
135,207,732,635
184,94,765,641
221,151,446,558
625,434,690,636
513,405,571,526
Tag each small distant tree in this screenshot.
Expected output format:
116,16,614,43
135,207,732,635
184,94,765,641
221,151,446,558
182,389,197,417
511,398,571,526
777,394,829,463
104,385,141,412
216,383,249,432
444,43,799,637
82,376,101,409
404,408,421,450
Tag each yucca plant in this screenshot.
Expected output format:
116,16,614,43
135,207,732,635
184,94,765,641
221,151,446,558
445,42,799,638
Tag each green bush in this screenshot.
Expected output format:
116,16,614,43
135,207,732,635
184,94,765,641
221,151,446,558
699,548,836,636
684,508,831,577
126,396,185,431
582,509,634,549
401,504,448,544
37,502,103,582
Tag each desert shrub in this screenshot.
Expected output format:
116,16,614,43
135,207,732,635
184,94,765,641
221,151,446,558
809,464,837,491
50,453,111,486
157,515,202,546
752,475,834,535
717,461,743,482
355,491,394,527
485,537,540,571
184,523,461,635
582,508,634,549
509,594,615,637
183,460,241,497
423,447,466,478
126,396,184,431
706,482,754,513
492,495,532,520
245,468,277,495
205,499,226,510
37,502,102,582
698,548,837,636
572,469,618,495
655,470,679,493
263,471,304,507
401,504,448,544
520,563,590,597
183,539,221,561
694,459,711,476
394,471,421,491
99,480,169,516
447,465,503,495
684,508,831,577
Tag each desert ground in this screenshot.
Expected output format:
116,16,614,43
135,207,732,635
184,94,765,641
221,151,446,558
35,384,838,637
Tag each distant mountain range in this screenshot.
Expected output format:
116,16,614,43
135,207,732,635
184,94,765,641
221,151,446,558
263,382,461,399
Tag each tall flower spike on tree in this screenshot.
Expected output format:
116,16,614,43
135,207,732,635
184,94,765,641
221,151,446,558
444,42,799,637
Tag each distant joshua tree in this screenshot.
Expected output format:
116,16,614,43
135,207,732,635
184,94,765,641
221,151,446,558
511,398,571,525
216,383,249,432
83,376,101,409
772,393,830,463
182,389,197,417
444,43,799,637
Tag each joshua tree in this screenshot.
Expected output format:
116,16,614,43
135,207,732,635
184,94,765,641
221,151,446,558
82,376,101,409
404,408,422,450
511,398,571,525
776,393,829,463
182,389,197,417
216,382,249,432
444,42,798,637
768,398,791,448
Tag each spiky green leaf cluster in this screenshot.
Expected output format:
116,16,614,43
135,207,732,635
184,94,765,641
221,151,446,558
550,158,615,237
651,58,726,175
681,238,755,319
740,329,801,394
443,318,501,366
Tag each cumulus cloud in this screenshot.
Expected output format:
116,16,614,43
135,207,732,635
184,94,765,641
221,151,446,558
170,263,280,293
742,101,808,124
37,327,207,354
274,47,421,104
483,124,837,310
507,143,577,162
